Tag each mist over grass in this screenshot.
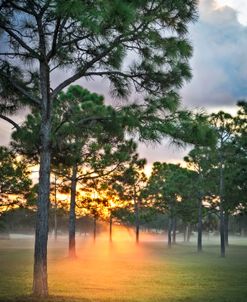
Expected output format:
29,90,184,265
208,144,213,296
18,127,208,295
0,228,247,302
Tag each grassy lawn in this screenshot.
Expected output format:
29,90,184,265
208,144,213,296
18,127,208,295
0,233,247,302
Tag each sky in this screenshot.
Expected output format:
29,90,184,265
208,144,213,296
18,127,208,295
1,0,247,172
182,0,247,110
141,0,247,173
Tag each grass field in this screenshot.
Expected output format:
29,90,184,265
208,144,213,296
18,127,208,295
0,231,247,302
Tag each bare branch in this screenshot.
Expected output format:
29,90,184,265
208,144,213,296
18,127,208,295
47,17,61,61
56,19,68,46
61,33,92,47
77,162,122,181
0,114,20,130
0,52,32,58
7,0,35,16
53,118,68,134
78,116,111,125
0,25,40,59
0,71,41,107
84,70,144,78
53,113,112,135
39,0,52,17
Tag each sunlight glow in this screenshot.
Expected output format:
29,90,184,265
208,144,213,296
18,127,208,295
51,228,151,300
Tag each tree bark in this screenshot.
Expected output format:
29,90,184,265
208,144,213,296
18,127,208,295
135,200,140,244
109,214,112,243
197,198,202,252
168,216,172,248
224,211,229,247
219,155,225,257
186,224,191,242
172,217,176,244
54,174,58,241
69,164,77,258
240,216,245,237
93,216,97,242
33,62,51,297
219,206,225,257
240,226,245,237
184,224,189,242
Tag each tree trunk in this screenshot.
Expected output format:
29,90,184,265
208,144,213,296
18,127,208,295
134,189,140,244
33,63,51,297
197,198,203,252
186,224,191,242
219,156,225,257
219,206,225,257
93,217,97,242
224,211,229,247
54,175,58,241
168,216,172,248
109,214,112,243
135,220,140,244
183,225,186,242
172,217,176,244
69,164,77,258
135,201,140,244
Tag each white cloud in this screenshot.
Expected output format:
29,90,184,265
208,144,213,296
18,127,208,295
181,0,247,108
215,0,247,25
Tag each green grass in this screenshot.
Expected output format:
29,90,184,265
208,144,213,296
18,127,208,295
0,235,247,302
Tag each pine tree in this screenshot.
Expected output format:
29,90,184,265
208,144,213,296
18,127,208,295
147,162,195,247
0,146,32,214
0,1,198,296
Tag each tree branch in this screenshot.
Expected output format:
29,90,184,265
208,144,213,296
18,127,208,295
7,0,35,16
0,24,40,59
0,71,41,107
84,70,144,79
39,0,52,17
0,114,20,130
47,18,61,61
0,52,31,57
51,35,130,99
77,162,122,181
51,21,149,99
53,118,68,134
78,116,111,125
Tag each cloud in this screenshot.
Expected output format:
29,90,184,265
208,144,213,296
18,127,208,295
141,0,247,165
181,0,247,109
215,0,247,25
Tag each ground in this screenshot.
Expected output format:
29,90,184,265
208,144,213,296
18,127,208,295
0,231,246,302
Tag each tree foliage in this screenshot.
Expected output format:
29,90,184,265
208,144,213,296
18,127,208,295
0,146,32,214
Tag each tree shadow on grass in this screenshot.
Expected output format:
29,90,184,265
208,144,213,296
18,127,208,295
0,295,91,302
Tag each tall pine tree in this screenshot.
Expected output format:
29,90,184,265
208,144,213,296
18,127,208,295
0,1,198,296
